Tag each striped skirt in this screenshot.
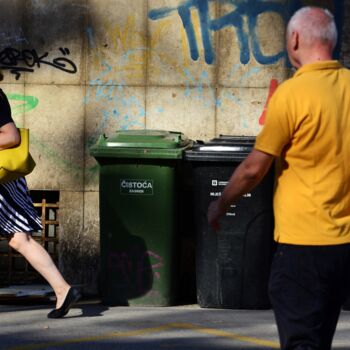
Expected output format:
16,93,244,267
0,177,42,235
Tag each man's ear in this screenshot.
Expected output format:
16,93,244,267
292,31,299,51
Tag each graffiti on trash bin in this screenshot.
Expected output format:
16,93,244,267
108,248,164,296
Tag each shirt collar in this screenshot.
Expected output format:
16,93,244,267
294,60,342,77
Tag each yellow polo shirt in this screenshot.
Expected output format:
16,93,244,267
255,61,350,245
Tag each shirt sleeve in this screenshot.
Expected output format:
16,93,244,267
255,84,296,157
0,89,14,128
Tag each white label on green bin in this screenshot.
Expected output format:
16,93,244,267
120,179,154,195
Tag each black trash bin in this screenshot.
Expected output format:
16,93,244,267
185,136,275,309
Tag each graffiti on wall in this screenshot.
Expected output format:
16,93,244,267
259,79,279,125
149,0,343,65
149,0,292,65
0,27,28,45
0,47,77,80
7,93,39,117
85,18,146,141
146,0,290,131
147,0,343,130
87,15,146,82
5,92,84,174
1,0,342,175
84,13,281,135
84,60,145,138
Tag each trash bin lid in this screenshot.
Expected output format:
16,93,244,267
209,135,255,144
184,135,255,162
90,130,193,159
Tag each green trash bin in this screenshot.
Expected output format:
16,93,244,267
90,130,193,306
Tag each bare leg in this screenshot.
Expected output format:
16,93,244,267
8,232,70,309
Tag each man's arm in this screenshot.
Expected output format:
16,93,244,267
207,149,275,231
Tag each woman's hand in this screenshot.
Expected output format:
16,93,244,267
0,122,20,150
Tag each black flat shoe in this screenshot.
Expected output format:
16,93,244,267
47,287,81,319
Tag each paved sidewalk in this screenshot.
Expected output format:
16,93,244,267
1,299,350,350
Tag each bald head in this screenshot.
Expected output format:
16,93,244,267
287,7,337,50
286,7,337,67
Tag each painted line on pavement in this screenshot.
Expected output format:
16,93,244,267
8,322,279,350
8,325,174,350
169,323,279,349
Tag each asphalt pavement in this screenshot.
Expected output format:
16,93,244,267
1,298,350,350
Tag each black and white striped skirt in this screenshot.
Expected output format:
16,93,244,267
0,177,42,235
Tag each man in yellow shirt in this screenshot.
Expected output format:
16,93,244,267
208,6,350,350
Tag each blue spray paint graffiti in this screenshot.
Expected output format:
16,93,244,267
149,0,344,65
183,69,218,107
149,0,294,65
0,27,28,46
84,58,145,152
85,26,145,139
84,0,344,141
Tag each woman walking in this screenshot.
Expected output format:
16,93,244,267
0,89,80,318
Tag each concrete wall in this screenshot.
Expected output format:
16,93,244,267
0,0,346,294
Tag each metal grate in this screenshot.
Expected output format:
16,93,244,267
0,190,59,286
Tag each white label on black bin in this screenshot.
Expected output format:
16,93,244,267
210,191,221,197
211,179,229,187
226,204,237,217
120,179,154,195
209,178,252,217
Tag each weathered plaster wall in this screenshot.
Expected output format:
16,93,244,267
0,0,347,294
